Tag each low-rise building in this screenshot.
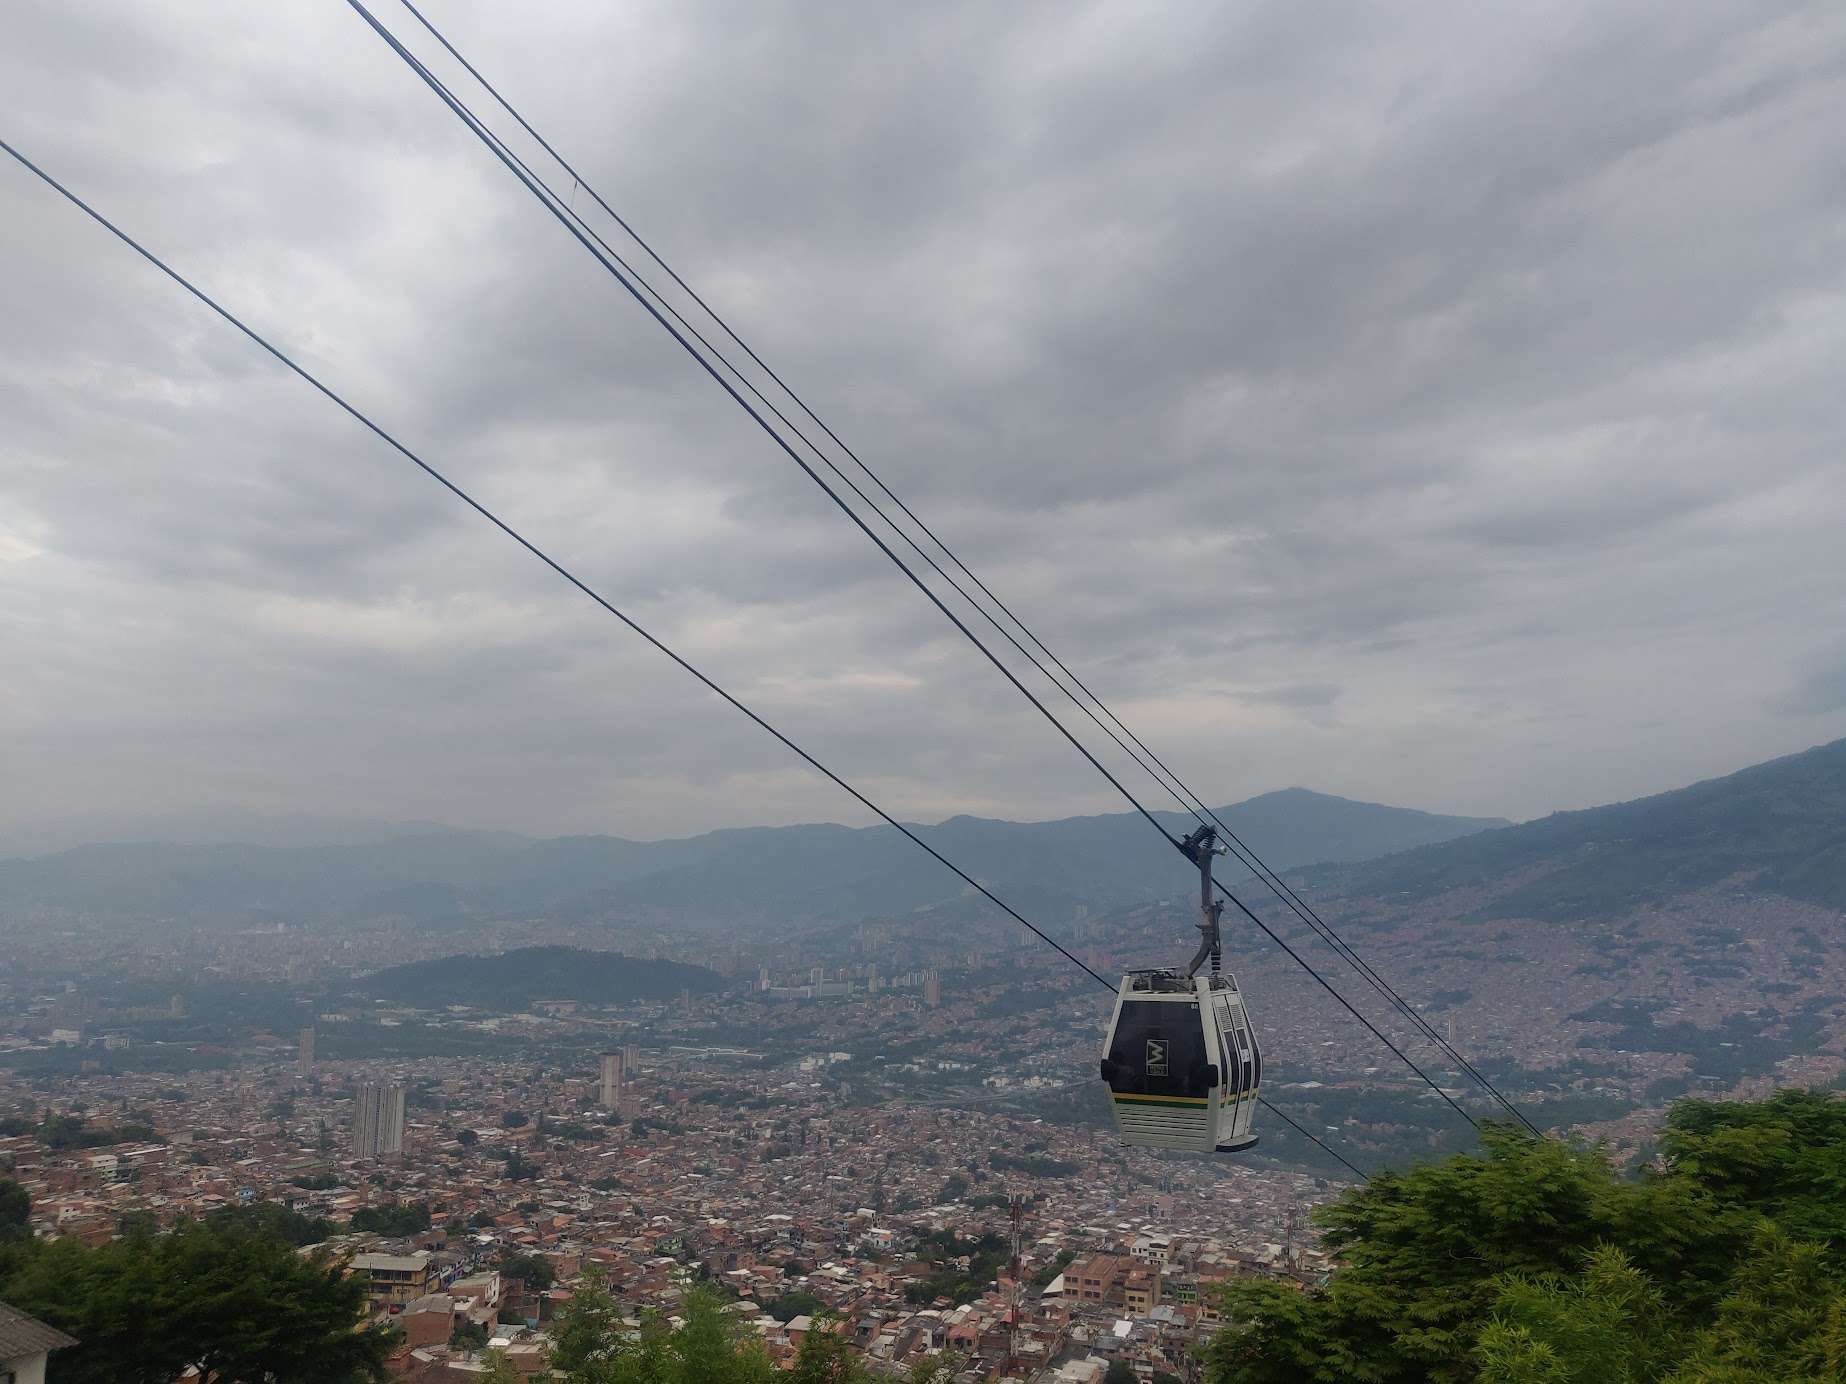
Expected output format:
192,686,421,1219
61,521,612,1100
351,1250,440,1310
0,1300,79,1384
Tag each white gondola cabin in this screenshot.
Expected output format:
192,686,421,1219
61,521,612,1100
1097,826,1262,1152
1100,968,1260,1151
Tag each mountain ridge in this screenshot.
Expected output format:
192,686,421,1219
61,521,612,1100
1311,737,1846,921
0,789,1505,929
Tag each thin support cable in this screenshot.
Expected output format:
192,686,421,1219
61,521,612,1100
1216,889,1479,1131
371,0,1535,1133
1257,1098,1369,1180
0,134,1110,1000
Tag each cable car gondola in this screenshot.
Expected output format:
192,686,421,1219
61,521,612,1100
1099,827,1261,1152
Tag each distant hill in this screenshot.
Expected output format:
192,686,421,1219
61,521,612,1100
0,808,526,858
1316,737,1846,922
0,789,1502,931
358,946,722,1009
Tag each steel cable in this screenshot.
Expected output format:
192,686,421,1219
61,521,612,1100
353,1,1530,1133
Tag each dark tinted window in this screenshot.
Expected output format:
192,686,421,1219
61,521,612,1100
1214,995,1258,1097
1107,1000,1211,1098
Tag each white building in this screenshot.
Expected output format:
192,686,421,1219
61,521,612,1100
0,1300,78,1384
352,1082,406,1159
599,1052,624,1109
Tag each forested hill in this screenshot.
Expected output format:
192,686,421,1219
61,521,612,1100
356,947,722,1009
0,789,1502,930
1310,736,1846,922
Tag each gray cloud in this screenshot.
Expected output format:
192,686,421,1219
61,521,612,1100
3,0,1846,844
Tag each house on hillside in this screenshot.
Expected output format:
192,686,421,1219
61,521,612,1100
0,1301,78,1384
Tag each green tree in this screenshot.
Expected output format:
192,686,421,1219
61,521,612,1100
1205,1092,1846,1384
205,1199,336,1247
500,1250,556,1291
0,1217,391,1384
1033,1247,1077,1287
675,1286,776,1384
1474,1245,1677,1384
789,1318,862,1384
478,1348,523,1384
0,1177,29,1242
548,1283,775,1384
909,1350,960,1384
766,1290,827,1323
1104,1359,1138,1384
349,1200,431,1236
1665,1229,1846,1383
1661,1089,1846,1268
451,1319,490,1351
1206,1123,1750,1384
548,1269,630,1379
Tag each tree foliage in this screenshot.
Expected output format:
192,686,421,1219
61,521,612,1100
0,1216,392,1384
0,1177,29,1242
349,1200,432,1236
203,1198,336,1248
905,1228,1009,1305
1206,1091,1846,1384
788,1318,863,1384
32,1113,161,1150
765,1289,828,1322
451,1319,491,1351
548,1276,779,1384
500,1250,556,1291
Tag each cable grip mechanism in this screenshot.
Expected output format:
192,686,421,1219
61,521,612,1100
1180,825,1227,978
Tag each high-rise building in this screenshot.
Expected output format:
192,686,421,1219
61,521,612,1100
623,1043,640,1074
599,1052,623,1110
924,972,942,1007
758,965,771,992
297,1027,315,1078
353,1082,405,1159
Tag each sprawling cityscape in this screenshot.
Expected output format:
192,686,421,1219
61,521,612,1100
1,955,1336,1381
7,819,1846,1379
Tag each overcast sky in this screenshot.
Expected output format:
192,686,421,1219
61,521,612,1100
3,1,1845,846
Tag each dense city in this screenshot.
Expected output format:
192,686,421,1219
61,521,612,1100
0,983,1333,1382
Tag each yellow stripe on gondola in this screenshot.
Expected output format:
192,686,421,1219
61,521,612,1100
1111,1093,1210,1107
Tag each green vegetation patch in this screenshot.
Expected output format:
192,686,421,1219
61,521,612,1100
1205,1088,1846,1384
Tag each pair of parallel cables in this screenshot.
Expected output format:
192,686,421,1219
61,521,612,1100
349,0,1535,1139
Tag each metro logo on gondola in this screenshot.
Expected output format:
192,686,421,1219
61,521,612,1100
1145,1039,1169,1075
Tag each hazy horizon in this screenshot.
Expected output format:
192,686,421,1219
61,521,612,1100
0,780,1516,859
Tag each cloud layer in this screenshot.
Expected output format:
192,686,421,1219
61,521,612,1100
4,0,1845,841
